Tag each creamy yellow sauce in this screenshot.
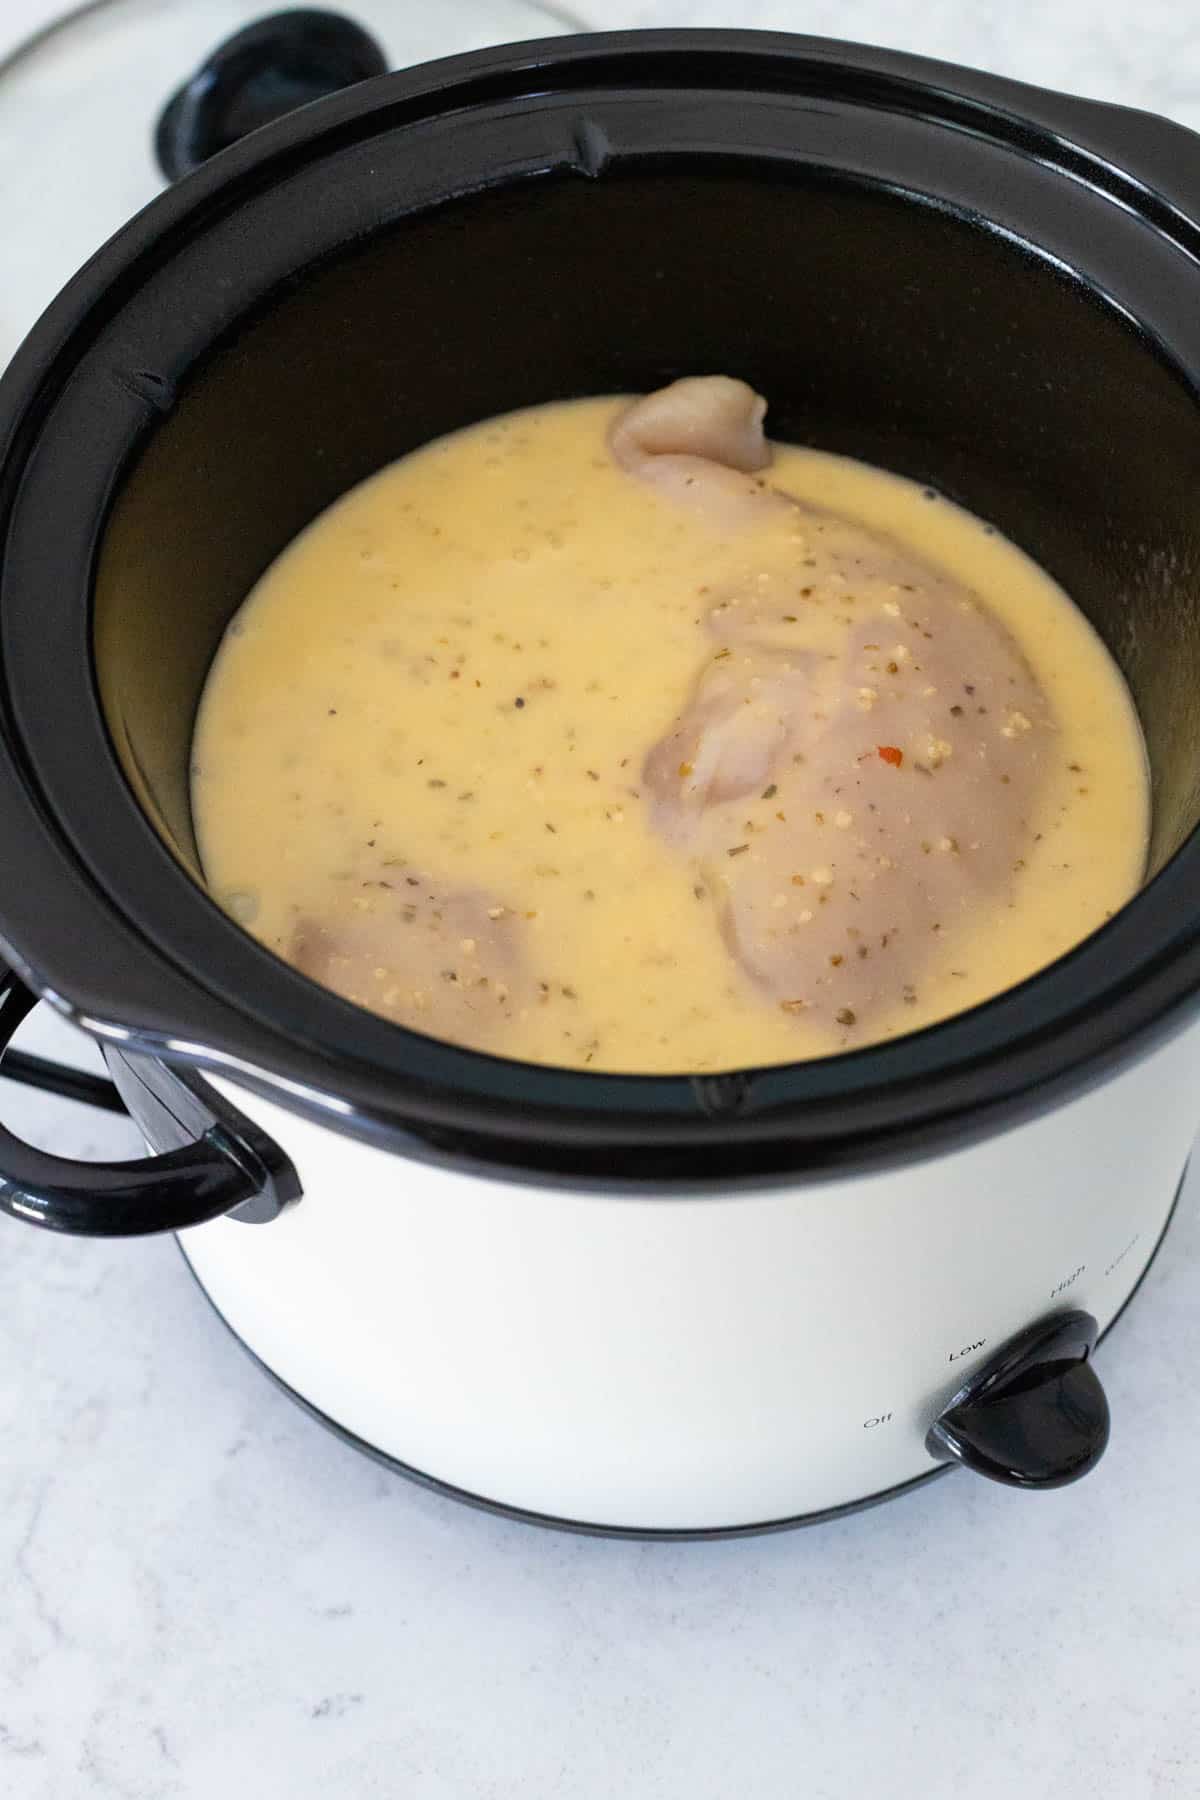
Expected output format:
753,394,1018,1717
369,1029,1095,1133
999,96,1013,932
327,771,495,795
192,396,1148,1073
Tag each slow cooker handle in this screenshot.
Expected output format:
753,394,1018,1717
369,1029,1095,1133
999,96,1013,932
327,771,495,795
0,960,273,1236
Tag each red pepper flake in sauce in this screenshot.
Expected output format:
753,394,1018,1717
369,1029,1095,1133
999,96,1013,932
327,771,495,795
878,745,904,767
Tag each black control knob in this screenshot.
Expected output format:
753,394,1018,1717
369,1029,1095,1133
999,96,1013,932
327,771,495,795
926,1309,1109,1489
155,9,388,182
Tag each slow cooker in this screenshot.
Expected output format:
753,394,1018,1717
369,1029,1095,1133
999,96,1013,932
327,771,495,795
3,22,1200,1536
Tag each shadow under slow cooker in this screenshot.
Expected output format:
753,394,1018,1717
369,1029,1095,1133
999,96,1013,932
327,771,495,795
93,163,1200,895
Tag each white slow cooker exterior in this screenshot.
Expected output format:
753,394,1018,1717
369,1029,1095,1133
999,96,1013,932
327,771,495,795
177,1015,1200,1532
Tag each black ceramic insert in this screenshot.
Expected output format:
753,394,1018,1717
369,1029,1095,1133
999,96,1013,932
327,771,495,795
2,34,1200,1196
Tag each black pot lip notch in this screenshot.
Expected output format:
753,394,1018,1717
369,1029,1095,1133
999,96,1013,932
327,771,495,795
2,28,1200,1190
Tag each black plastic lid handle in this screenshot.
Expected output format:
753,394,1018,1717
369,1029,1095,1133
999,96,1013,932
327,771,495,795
0,959,275,1236
155,8,389,181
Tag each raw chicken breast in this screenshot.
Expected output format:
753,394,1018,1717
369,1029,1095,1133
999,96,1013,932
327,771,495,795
608,376,790,526
626,377,1055,1039
293,874,537,1053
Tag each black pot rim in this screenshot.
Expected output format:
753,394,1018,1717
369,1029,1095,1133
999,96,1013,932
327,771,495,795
3,28,1200,1189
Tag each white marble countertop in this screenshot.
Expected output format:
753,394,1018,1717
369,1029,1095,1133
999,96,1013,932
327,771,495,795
4,3,1200,1795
